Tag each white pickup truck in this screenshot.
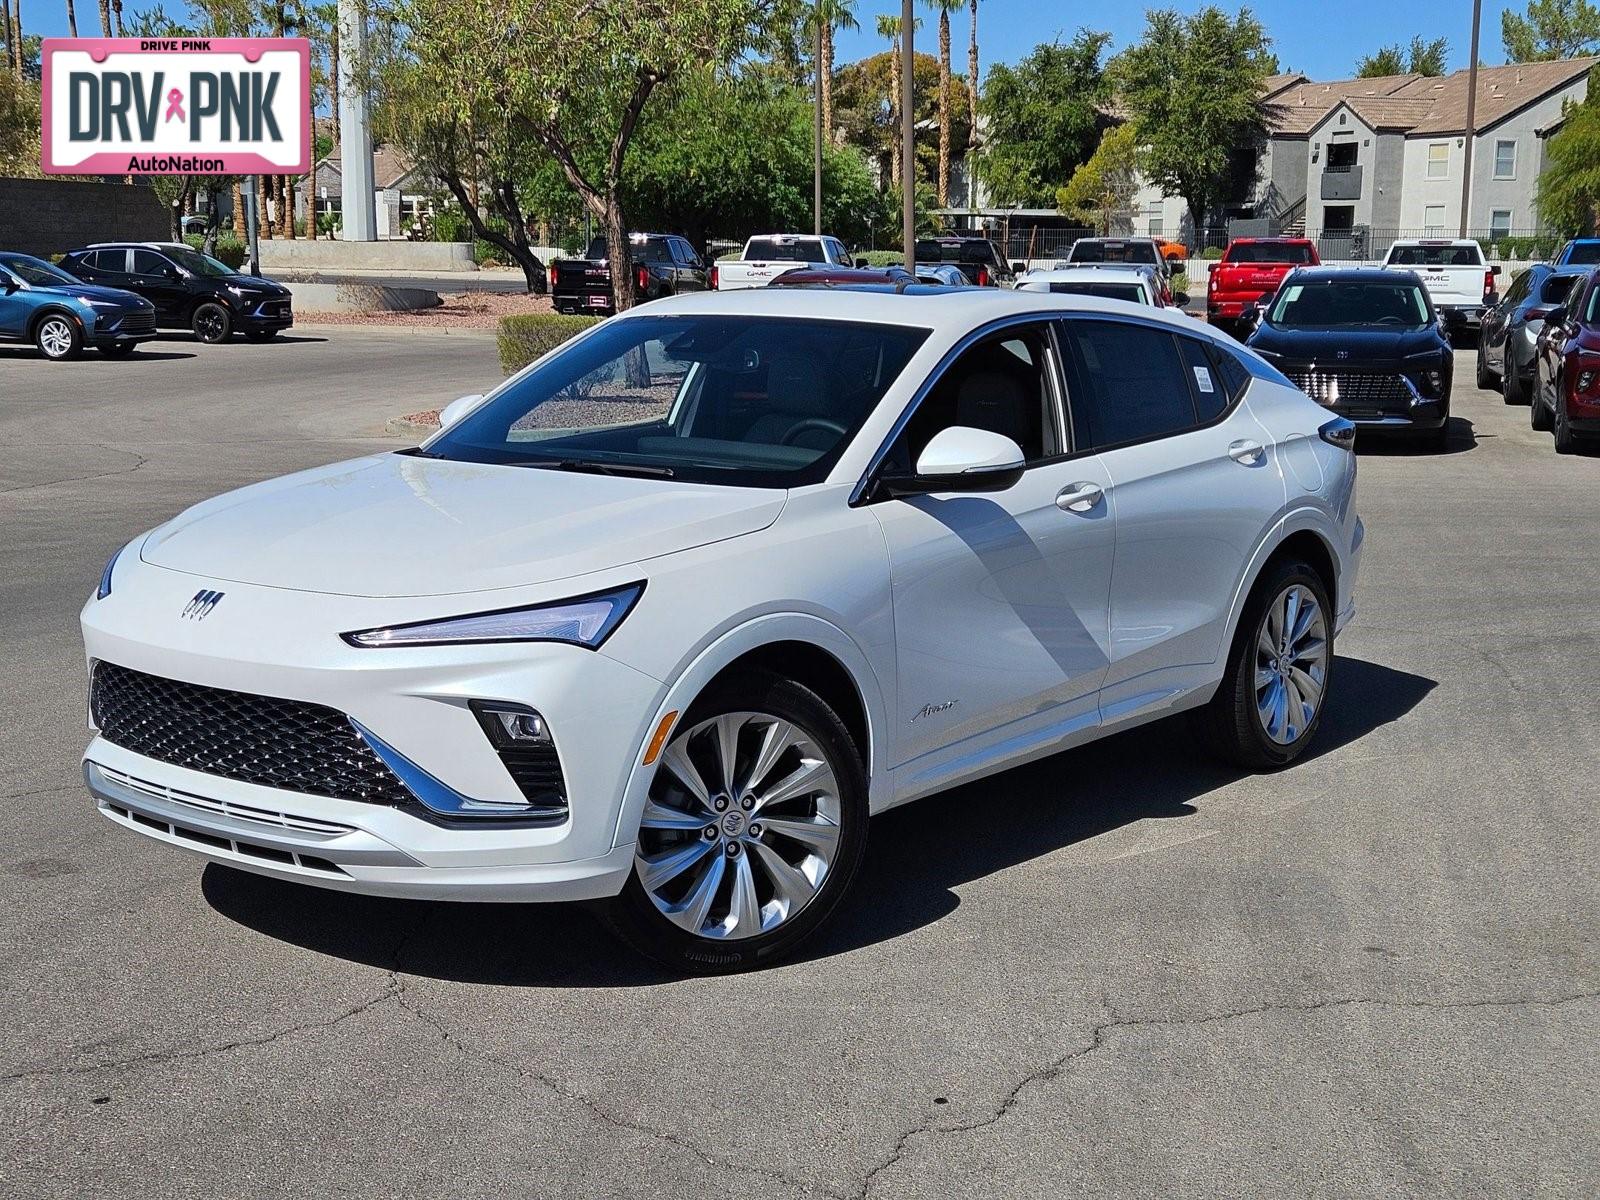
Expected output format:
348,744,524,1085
713,234,855,290
1380,238,1500,342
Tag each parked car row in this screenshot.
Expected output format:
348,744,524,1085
1480,259,1600,453
0,241,294,360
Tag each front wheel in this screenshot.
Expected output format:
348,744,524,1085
1477,343,1498,391
1553,400,1580,454
1193,560,1333,770
191,301,232,344
1503,361,1526,405
607,672,868,974
1531,380,1553,431
34,313,82,360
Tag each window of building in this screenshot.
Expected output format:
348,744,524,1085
1490,209,1513,239
1424,204,1448,235
1147,201,1163,237
1494,139,1517,179
1427,142,1449,180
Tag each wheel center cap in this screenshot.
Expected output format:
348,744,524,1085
720,810,747,838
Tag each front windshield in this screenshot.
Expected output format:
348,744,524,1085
164,246,236,277
1269,279,1433,327
1071,240,1159,265
1,255,79,286
426,315,930,487
1046,281,1147,302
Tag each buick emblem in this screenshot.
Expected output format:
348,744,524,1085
182,589,224,620
1336,350,1350,360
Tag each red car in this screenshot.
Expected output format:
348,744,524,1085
1532,267,1600,454
1207,238,1320,332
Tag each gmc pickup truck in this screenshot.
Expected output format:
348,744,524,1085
713,234,853,290
1380,238,1499,343
1207,238,1320,331
549,233,709,316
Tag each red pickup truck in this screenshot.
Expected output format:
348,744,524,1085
1207,238,1320,330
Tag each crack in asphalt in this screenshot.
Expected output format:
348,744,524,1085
0,445,148,495
851,988,1600,1198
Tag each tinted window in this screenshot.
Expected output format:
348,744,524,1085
1047,281,1147,302
1224,242,1317,265
1268,278,1432,327
1176,337,1227,422
891,325,1060,469
916,239,998,265
1539,274,1579,305
1059,320,1197,448
745,237,826,262
1070,240,1159,265
1387,243,1484,267
1563,242,1600,264
1207,343,1252,401
1504,269,1533,306
87,249,125,272
430,315,928,487
1,254,80,286
131,249,171,277
1586,281,1600,324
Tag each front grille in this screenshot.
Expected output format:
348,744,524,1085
116,311,156,335
89,662,411,806
1283,367,1415,415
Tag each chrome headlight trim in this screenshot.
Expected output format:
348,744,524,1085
340,582,645,649
96,544,125,600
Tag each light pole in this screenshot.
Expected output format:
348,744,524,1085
1459,0,1482,237
901,0,915,268
814,12,824,236
337,0,377,241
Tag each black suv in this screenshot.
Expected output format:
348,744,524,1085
60,242,293,343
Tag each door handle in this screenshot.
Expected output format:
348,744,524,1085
1056,481,1104,512
1227,439,1266,465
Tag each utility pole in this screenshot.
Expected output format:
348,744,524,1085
814,14,823,236
901,0,915,268
1460,0,1482,237
337,0,377,241
245,176,262,277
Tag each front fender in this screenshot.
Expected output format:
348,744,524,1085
608,612,890,850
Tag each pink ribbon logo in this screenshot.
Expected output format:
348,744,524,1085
164,88,185,123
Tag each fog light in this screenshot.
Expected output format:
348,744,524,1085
486,708,550,744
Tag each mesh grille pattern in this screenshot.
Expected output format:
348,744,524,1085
1283,367,1415,414
116,311,156,335
90,662,411,806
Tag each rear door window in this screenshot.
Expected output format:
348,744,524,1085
131,249,170,278
1058,319,1199,449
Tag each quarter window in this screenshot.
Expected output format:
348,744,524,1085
1176,337,1227,422
1057,319,1201,449
1426,142,1449,180
1494,139,1516,179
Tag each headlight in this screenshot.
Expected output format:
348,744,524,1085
77,296,123,309
96,544,125,599
224,284,257,300
1251,346,1281,360
341,583,644,648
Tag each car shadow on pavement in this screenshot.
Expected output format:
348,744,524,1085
0,347,197,362
1356,415,1477,456
202,656,1434,986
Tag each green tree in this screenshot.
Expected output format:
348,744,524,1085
810,0,857,141
1536,81,1600,233
399,0,763,310
874,12,919,191
832,49,968,198
1056,122,1138,235
1357,34,1449,77
0,68,39,174
976,31,1110,208
1503,0,1600,62
1112,6,1274,239
924,0,963,206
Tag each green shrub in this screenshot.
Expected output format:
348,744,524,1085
433,209,470,243
1201,246,1225,260
1170,270,1189,296
860,250,905,267
1527,235,1558,262
184,233,248,269
497,312,601,374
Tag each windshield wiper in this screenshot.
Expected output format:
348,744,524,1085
516,458,676,479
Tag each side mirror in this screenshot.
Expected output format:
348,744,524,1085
1242,302,1264,329
437,393,483,430
1011,261,1026,273
1547,305,1568,328
1,276,16,294
1491,264,1503,276
1207,261,1219,273
854,257,869,268
1172,291,1190,308
880,426,1026,496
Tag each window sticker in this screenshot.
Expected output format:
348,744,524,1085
1193,365,1215,393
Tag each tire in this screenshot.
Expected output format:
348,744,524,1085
1477,343,1499,391
99,343,136,358
1532,380,1553,431
191,301,232,344
1503,360,1526,406
606,670,868,974
244,329,278,343
33,312,82,361
1553,399,1579,454
1191,558,1333,771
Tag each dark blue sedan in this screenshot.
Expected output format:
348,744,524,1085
0,252,157,360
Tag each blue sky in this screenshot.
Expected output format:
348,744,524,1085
28,1,1520,80
833,1,1517,80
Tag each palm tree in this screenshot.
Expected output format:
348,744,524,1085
66,0,78,37
875,12,918,192
111,0,124,36
966,0,980,139
811,0,857,142
925,0,963,206
96,0,110,38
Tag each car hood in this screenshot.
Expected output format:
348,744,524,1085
37,281,151,307
1248,325,1445,361
140,453,787,597
221,274,291,297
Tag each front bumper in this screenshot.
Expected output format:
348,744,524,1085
235,296,294,331
86,309,158,348
81,568,668,901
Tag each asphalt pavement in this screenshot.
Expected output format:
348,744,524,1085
1,327,1595,1198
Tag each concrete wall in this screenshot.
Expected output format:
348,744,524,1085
0,178,168,257
258,239,478,271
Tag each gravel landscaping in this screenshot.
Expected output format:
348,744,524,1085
302,289,553,328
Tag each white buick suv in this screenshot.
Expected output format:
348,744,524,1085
81,287,1363,972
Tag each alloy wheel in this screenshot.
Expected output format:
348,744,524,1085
37,318,74,359
636,710,843,941
193,304,229,343
1254,584,1329,746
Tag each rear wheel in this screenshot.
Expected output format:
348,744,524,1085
1531,379,1553,431
607,672,868,974
191,302,231,344
1192,559,1332,770
1553,400,1580,454
34,313,82,360
1503,360,1526,405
